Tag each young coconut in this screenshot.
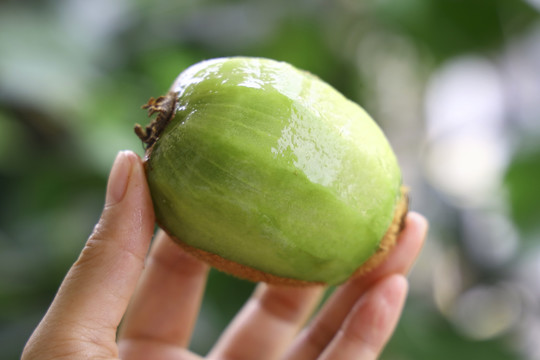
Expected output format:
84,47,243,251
135,57,408,286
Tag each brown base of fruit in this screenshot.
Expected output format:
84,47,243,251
166,186,409,287
350,186,409,278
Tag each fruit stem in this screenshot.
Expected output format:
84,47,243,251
134,91,178,149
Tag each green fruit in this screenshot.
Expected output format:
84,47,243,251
135,57,406,285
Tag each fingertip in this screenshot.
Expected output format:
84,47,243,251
407,212,429,235
124,150,145,179
124,150,153,216
114,150,147,203
93,150,154,247
105,151,132,206
382,273,409,300
106,149,155,252
396,212,428,256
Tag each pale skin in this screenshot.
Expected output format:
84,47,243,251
22,150,428,360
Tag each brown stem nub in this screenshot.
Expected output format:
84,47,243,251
135,91,178,149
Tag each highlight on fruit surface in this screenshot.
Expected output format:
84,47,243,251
134,57,408,286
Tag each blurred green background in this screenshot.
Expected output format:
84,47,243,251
1,0,540,359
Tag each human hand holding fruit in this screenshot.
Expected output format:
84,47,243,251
22,150,427,360
23,58,428,359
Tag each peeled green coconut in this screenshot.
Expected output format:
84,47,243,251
135,57,408,286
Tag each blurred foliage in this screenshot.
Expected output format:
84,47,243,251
505,147,540,235
1,0,540,359
387,306,517,359
373,0,538,59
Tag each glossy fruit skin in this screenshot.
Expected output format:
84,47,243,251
143,57,402,285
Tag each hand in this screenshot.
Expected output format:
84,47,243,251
22,150,427,360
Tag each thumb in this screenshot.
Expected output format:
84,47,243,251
24,151,155,358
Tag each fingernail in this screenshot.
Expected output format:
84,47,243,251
106,151,134,206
